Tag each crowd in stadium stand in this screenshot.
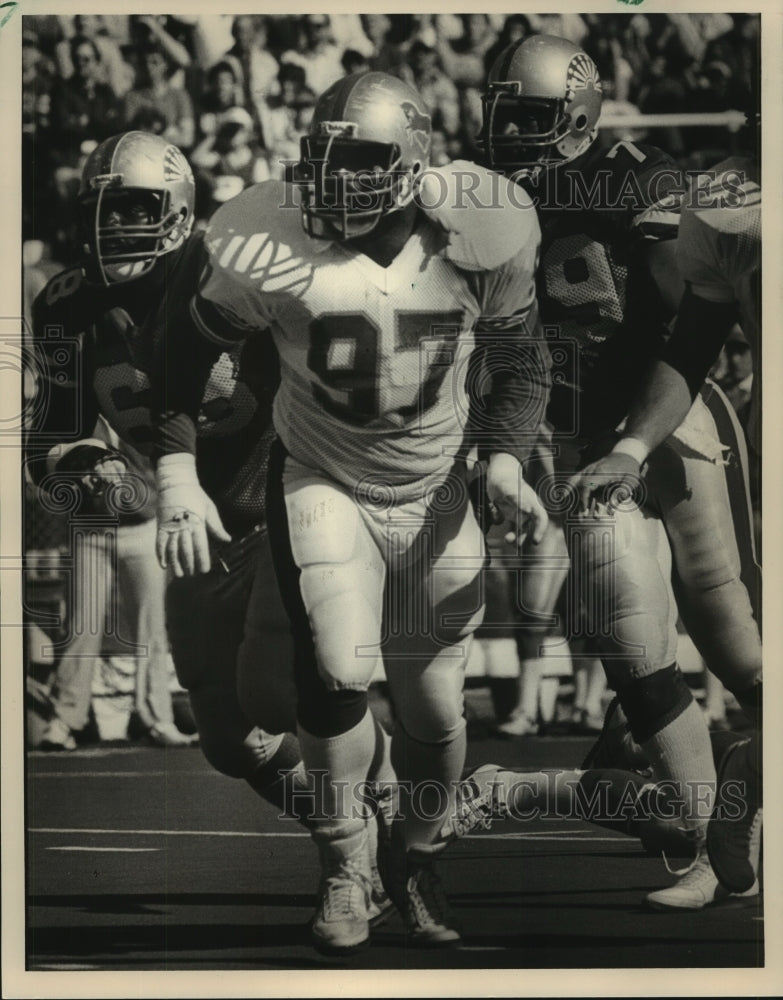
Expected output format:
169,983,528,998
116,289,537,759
22,12,758,256
21,12,760,748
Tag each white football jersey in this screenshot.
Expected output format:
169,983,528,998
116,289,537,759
676,157,760,450
676,157,760,343
192,162,541,500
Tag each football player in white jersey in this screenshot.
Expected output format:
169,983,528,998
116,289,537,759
573,156,762,898
475,35,762,910
152,71,550,954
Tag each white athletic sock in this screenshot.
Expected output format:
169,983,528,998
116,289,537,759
298,709,376,845
640,699,716,834
391,722,467,849
367,713,396,787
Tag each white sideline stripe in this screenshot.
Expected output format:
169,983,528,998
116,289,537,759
30,827,624,843
31,827,310,838
47,846,160,853
32,771,215,778
35,964,100,971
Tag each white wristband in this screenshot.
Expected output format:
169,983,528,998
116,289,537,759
610,436,649,466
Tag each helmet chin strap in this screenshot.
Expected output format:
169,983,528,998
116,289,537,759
103,260,153,282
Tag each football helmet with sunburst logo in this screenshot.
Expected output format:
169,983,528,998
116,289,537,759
480,34,602,179
78,131,195,284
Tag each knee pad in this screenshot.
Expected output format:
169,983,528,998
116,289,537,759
614,665,692,745
297,685,368,739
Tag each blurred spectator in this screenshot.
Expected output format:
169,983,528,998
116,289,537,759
634,15,699,158
407,41,461,141
583,22,634,103
667,13,735,65
54,14,135,98
22,28,58,246
50,37,122,172
433,15,498,158
128,15,193,89
223,14,281,124
281,15,345,96
329,14,376,60
259,62,316,178
36,420,196,751
360,13,392,64
434,14,497,91
530,13,589,46
430,128,451,167
175,14,236,72
191,107,271,221
123,44,196,150
342,49,372,78
127,107,169,138
198,61,246,139
483,15,536,75
703,14,760,110
22,27,55,139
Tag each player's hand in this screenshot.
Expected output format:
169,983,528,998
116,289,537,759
486,452,548,546
570,452,643,516
155,453,231,577
86,455,129,497
53,442,129,498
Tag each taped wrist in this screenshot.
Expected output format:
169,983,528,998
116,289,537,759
614,665,693,745
156,452,200,492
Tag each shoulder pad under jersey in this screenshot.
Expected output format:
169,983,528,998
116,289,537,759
576,140,680,219
203,179,326,285
417,160,538,272
33,266,90,336
688,156,760,226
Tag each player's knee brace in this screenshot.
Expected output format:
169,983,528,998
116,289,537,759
614,664,693,745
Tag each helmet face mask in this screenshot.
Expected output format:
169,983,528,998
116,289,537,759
78,132,195,284
295,133,406,240
480,36,602,180
294,72,431,241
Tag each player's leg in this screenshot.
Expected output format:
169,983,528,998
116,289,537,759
503,518,570,736
165,526,306,820
448,763,694,857
568,500,719,897
571,642,608,733
382,469,485,945
234,522,394,915
652,382,762,726
654,383,763,894
41,527,112,749
235,527,298,736
266,443,389,955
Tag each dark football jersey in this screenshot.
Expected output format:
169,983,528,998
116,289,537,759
29,233,278,535
531,139,682,439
